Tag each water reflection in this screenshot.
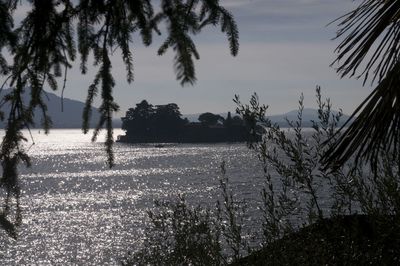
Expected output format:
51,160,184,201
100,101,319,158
0,129,262,265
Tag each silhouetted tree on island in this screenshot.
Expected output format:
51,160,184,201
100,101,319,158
121,101,188,142
120,101,258,143
122,100,155,137
198,112,224,127
152,104,188,139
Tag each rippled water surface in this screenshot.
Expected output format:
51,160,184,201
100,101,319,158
0,129,263,265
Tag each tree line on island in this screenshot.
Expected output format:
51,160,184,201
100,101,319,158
119,100,260,143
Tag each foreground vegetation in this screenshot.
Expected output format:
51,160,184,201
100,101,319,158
122,88,400,265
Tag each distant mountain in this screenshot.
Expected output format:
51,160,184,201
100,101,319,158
183,108,353,128
0,90,351,129
0,89,121,128
268,108,353,127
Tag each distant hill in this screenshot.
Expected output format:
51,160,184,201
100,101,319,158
183,108,353,128
0,90,352,129
0,89,120,128
268,108,353,127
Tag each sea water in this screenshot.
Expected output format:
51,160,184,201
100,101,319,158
0,129,265,265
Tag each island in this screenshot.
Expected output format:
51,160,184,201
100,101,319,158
117,100,261,143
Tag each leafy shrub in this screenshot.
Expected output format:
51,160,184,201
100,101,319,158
122,195,223,265
124,87,400,265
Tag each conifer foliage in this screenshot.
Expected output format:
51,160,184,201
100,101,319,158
0,0,238,237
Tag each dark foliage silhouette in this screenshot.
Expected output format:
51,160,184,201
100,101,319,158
325,0,400,171
120,101,257,143
198,112,224,126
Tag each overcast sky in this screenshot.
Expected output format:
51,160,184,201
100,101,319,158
11,0,373,116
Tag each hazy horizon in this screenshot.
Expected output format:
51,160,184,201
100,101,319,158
1,0,371,117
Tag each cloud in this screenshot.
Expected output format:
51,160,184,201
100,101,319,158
223,0,359,31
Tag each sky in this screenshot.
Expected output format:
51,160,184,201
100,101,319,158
8,0,373,116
